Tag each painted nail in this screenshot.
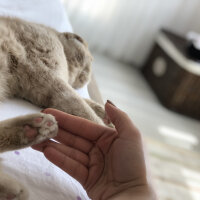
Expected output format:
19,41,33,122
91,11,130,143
107,100,116,107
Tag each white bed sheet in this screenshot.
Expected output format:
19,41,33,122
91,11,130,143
0,0,90,199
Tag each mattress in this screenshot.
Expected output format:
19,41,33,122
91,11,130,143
0,0,90,199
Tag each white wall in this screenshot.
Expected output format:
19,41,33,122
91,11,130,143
62,0,200,66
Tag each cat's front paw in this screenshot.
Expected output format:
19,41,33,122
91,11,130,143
22,113,58,146
0,113,58,152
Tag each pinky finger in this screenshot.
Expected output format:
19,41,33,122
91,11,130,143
43,146,88,185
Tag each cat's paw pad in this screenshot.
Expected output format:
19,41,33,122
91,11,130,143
6,194,15,200
22,113,58,145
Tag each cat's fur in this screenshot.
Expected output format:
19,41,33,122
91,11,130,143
0,17,106,199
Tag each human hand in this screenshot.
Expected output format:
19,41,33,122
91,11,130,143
32,101,153,200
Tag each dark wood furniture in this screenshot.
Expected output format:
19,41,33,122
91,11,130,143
142,29,200,120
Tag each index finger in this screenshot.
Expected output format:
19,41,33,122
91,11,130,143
43,108,114,141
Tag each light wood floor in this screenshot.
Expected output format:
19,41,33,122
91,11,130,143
92,52,200,200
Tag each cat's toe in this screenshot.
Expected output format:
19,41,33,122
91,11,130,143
6,194,16,200
36,114,58,141
6,188,28,200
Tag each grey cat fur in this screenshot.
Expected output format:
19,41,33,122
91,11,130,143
0,17,106,199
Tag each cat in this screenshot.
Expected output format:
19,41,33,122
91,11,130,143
0,17,107,199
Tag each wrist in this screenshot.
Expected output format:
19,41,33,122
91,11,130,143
107,185,157,200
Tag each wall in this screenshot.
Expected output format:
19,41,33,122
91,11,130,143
62,0,200,66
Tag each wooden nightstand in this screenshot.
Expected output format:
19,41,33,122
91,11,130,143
142,29,200,120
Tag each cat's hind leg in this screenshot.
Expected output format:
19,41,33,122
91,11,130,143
0,170,28,200
20,78,105,125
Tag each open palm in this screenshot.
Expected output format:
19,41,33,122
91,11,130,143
32,103,147,200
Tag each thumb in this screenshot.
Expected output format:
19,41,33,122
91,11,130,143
105,100,138,136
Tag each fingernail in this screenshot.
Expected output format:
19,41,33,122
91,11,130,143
107,100,116,107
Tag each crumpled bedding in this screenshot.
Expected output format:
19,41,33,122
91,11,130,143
0,0,90,199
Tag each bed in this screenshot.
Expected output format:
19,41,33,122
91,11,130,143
0,0,103,199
